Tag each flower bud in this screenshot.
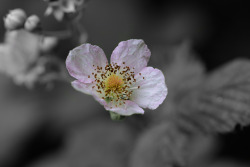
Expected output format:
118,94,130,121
24,15,40,31
40,36,58,52
4,8,27,30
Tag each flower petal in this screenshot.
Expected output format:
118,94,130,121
110,39,151,74
131,67,168,110
71,80,94,95
105,100,144,116
92,92,108,106
72,81,108,106
66,44,108,83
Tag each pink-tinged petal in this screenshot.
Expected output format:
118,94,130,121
71,80,94,95
131,67,168,110
105,100,144,116
92,93,107,106
66,44,108,83
72,81,108,106
110,39,151,74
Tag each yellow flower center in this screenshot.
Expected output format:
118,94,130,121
105,74,124,90
90,62,144,108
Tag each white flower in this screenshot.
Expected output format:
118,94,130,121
24,15,40,31
0,30,40,77
66,39,168,117
0,30,58,88
4,8,27,30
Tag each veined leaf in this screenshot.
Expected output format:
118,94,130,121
129,122,217,167
178,59,250,133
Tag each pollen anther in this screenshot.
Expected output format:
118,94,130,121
91,63,143,107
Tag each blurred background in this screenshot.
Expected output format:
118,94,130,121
1,0,250,167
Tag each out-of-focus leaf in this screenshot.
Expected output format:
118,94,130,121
164,41,205,91
129,122,217,167
130,41,209,167
0,74,44,166
178,59,250,133
152,40,205,93
149,40,205,122
43,82,105,130
29,119,136,167
130,59,250,167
